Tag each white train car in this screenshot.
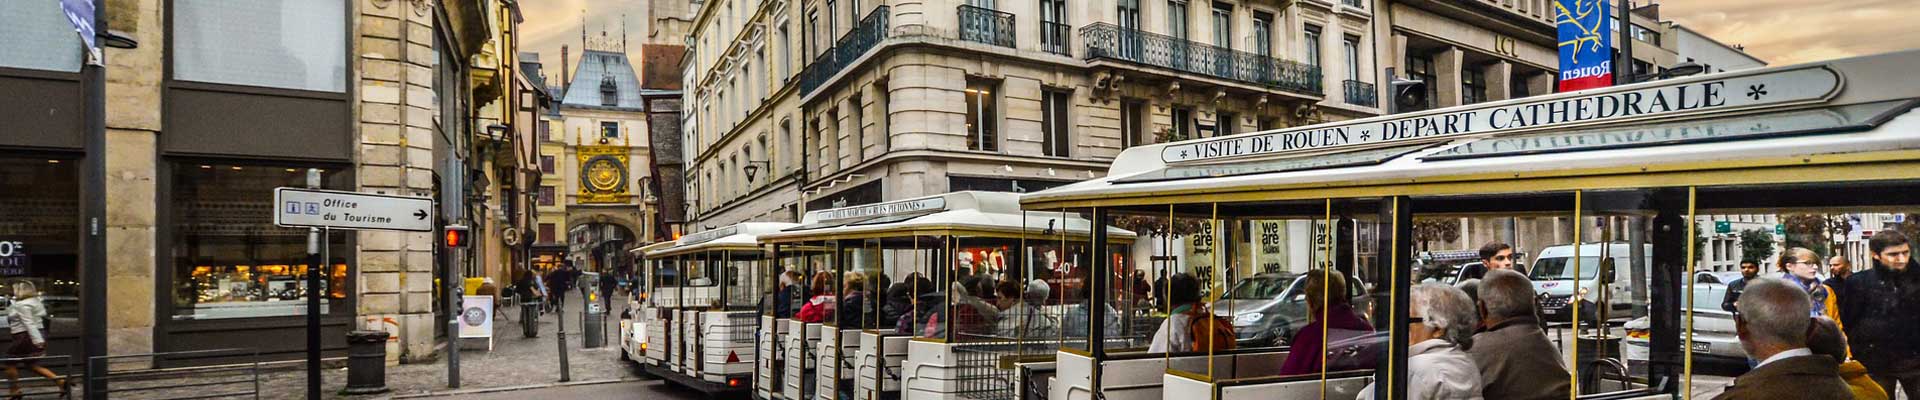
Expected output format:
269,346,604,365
635,223,795,396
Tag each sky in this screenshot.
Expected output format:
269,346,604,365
518,0,649,89
1658,0,1920,65
514,0,1920,83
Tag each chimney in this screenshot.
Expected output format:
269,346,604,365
561,45,571,95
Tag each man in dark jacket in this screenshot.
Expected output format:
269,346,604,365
1467,270,1570,400
547,262,578,310
1839,230,1920,399
1721,261,1759,312
1714,278,1852,400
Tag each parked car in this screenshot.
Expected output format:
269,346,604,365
1530,243,1650,323
1210,273,1372,347
1623,272,1746,375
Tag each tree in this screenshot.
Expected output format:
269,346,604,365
1896,213,1920,243
1412,218,1461,252
1738,229,1777,265
1780,213,1848,256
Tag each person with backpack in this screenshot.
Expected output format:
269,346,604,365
1148,273,1235,353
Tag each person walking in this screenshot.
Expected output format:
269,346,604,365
1839,230,1920,399
547,262,577,311
1465,269,1570,400
1712,278,1852,400
1825,255,1853,302
1359,283,1484,400
1779,248,1843,326
5,281,66,400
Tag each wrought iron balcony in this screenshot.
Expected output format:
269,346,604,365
1081,23,1322,97
1041,21,1072,56
1343,79,1377,107
799,6,891,97
958,5,1015,48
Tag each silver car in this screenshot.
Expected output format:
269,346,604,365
1211,273,1372,348
1623,271,1746,374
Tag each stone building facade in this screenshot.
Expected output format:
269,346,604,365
0,0,528,365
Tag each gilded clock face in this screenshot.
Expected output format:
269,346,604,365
582,156,626,193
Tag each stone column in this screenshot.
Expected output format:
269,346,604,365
103,0,166,370
1434,46,1464,108
357,0,440,363
1527,72,1554,98
1485,60,1513,101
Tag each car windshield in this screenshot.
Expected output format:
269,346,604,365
1529,256,1624,280
1226,275,1299,300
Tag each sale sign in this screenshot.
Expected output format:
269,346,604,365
1556,0,1614,92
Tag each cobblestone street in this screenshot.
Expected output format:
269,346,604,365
97,291,645,400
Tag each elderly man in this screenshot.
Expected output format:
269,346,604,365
1467,269,1570,400
1712,278,1852,400
1361,283,1483,400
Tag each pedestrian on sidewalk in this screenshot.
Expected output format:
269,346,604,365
548,262,578,311
5,281,67,399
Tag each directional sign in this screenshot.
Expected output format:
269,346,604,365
274,188,435,232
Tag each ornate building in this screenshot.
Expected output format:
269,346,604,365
534,32,660,274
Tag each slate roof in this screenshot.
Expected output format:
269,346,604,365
561,50,648,110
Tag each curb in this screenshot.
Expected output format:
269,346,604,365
388,378,640,398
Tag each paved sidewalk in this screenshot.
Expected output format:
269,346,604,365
108,291,643,400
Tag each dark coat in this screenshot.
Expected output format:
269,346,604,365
1466,318,1571,400
1721,277,1748,313
1838,260,1920,373
1710,355,1853,400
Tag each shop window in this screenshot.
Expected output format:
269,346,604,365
0,156,80,337
173,0,347,92
170,162,350,320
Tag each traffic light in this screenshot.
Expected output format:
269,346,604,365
444,224,470,248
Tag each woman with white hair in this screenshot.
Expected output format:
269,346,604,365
1361,283,1485,400
6,281,66,399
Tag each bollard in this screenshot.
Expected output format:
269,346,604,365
583,301,605,348
342,330,391,395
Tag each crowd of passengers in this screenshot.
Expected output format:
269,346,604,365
750,230,1917,400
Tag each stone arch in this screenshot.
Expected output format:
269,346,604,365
563,209,646,242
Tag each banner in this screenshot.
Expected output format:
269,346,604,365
459,296,494,339
1556,0,1613,92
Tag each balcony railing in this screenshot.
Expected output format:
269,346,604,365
1041,21,1072,56
799,6,890,96
1081,23,1322,97
958,5,1015,48
1343,79,1377,107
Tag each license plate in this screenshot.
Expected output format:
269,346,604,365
1691,342,1710,352
1543,309,1558,315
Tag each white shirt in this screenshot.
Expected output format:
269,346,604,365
1360,339,1485,400
1754,347,1813,370
1147,311,1194,353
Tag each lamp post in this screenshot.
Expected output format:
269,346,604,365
79,5,139,399
743,160,772,183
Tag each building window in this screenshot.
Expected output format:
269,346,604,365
1171,107,1195,141
1462,67,1487,105
0,156,79,335
1040,0,1069,55
539,155,555,174
170,162,350,320
173,0,347,92
601,121,619,138
539,186,556,206
1168,1,1189,40
964,78,999,152
848,94,864,163
600,77,618,106
1042,88,1072,157
1122,99,1147,148
1405,53,1437,111
1343,36,1361,81
0,0,83,72
539,223,557,245
1217,112,1237,136
1511,73,1531,99
1304,25,1322,68
1252,12,1274,57
778,24,793,79
1118,0,1141,31
1210,3,1232,49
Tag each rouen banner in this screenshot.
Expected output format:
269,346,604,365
1556,0,1613,92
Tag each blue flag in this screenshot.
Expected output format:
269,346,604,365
1555,0,1612,91
60,0,98,60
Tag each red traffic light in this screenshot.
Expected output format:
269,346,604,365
444,225,470,248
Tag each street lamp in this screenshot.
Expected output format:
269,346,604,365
743,160,772,182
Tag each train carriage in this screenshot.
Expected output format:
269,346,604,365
1016,50,1920,400
634,222,798,396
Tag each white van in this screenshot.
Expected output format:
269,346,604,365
1528,242,1650,323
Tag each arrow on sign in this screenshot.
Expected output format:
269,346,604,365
414,210,428,220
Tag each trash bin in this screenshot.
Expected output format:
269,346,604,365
1574,334,1626,394
343,330,391,395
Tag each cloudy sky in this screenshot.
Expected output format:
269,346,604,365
1659,0,1920,65
516,0,1920,84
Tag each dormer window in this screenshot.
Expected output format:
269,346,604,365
600,76,617,106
